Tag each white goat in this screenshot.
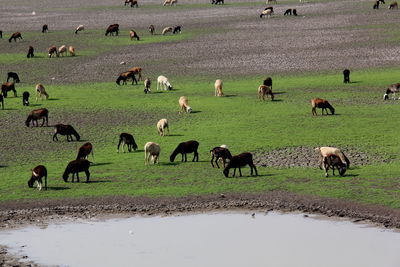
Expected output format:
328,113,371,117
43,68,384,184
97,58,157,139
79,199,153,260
162,27,173,35
179,96,192,113
58,45,67,56
163,0,177,6
157,118,169,136
315,147,349,168
260,9,273,18
214,79,223,96
144,142,161,165
157,75,173,90
35,83,49,100
75,25,84,34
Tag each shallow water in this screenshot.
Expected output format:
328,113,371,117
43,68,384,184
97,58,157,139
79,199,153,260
1,212,400,267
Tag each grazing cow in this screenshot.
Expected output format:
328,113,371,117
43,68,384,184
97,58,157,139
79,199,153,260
144,142,161,165
8,32,22,42
260,9,273,18
22,91,30,106
42,24,48,33
210,146,232,168
28,165,47,190
343,69,350,83
223,152,258,177
58,45,67,56
27,46,34,58
211,0,224,4
129,30,140,40
162,27,173,35
117,133,138,152
105,24,119,36
258,85,274,101
25,108,49,127
149,25,155,35
311,98,335,116
48,45,58,58
322,154,347,177
53,124,80,141
127,67,142,81
75,25,84,34
7,72,20,83
284,8,292,15
116,71,137,85
389,1,398,8
173,26,182,34
170,140,199,162
0,95,4,110
144,78,151,93
1,82,17,98
63,159,91,183
69,46,75,56
35,83,49,100
77,142,94,160
157,118,169,136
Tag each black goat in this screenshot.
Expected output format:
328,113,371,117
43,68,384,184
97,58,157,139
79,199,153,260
0,30,2,38
284,8,292,15
170,140,199,162
28,165,47,190
223,152,258,177
293,9,297,16
173,26,182,34
343,69,350,83
27,46,34,58
63,159,91,183
53,124,80,141
263,77,272,90
8,32,22,42
117,133,138,152
210,146,232,168
0,95,4,110
7,72,20,83
22,91,30,106
211,0,224,4
77,142,94,160
323,154,347,177
105,24,119,36
42,24,48,33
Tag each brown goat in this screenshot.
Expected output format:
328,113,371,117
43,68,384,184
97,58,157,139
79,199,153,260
127,67,142,81
129,30,140,40
48,45,58,58
311,98,335,116
1,82,17,98
27,46,34,58
8,32,22,42
77,142,94,160
258,85,274,101
116,71,138,85
28,165,47,190
25,108,49,127
105,24,119,36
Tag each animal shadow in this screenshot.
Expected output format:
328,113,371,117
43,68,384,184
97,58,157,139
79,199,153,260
90,162,112,167
190,111,201,114
224,94,237,98
162,162,180,166
87,180,112,183
273,91,286,95
271,99,283,102
29,103,42,107
47,186,70,191
47,98,60,101
167,134,183,137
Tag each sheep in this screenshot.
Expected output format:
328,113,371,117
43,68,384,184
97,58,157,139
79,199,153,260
157,118,169,136
22,91,30,106
149,24,155,35
62,159,91,183
0,95,4,110
42,24,48,33
210,146,232,168
105,24,119,36
163,0,177,6
1,82,17,98
157,75,173,90
258,85,274,101
116,71,138,85
28,165,47,190
27,46,34,58
179,96,192,113
389,1,398,8
173,26,182,34
75,25,84,34
170,140,199,162
315,146,350,169
260,9,273,18
162,27,173,35
129,30,140,40
311,98,335,116
117,133,138,152
7,72,20,83
211,0,224,4
48,45,58,58
127,67,142,81
69,46,75,56
223,152,258,177
53,124,80,141
144,142,161,165
343,69,350,83
8,32,22,42
322,154,347,177
144,78,151,93
58,45,67,56
214,79,224,96
25,108,49,127
284,8,292,15
35,83,49,100
77,142,94,160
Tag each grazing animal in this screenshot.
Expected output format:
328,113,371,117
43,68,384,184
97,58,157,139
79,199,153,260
127,67,142,81
35,83,49,100
170,140,199,162
144,142,161,165
48,45,58,58
1,82,17,98
7,72,20,83
385,83,400,99
311,98,335,116
264,6,274,11
69,46,75,56
292,8,297,15
22,91,30,106
214,79,224,96
315,146,350,169
53,124,80,141
263,77,272,90
223,152,258,177
163,0,177,5
260,9,273,18
117,133,138,152
173,26,182,34
343,69,350,83
323,154,347,177
284,8,292,15
63,159,91,183
211,0,224,4
149,25,155,35
373,0,380,8
179,96,192,113
210,146,232,168
116,71,137,85
25,108,49,127
75,25,84,34
27,46,34,58
144,78,151,93
389,1,398,8
105,24,119,36
157,118,169,136
77,142,94,160
129,30,140,40
8,32,22,42
42,24,48,33
58,45,67,56
0,95,4,110
157,75,173,90
162,27,173,35
28,165,47,190
258,85,274,101
129,0,139,7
